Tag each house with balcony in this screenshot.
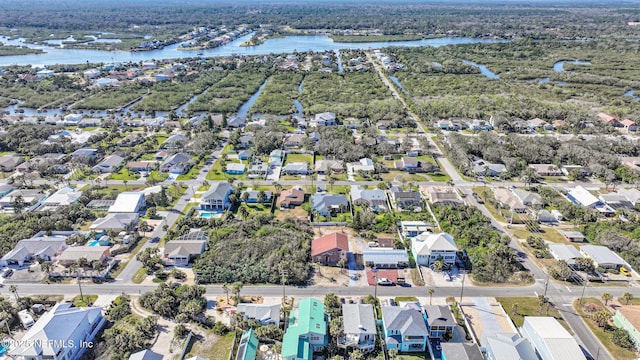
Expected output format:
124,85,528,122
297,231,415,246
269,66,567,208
411,232,458,268
281,298,328,360
200,182,233,210
424,305,456,339
381,304,428,352
339,304,376,354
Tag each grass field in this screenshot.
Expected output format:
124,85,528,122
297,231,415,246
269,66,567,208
187,331,235,360
285,153,313,164
573,298,637,360
497,296,570,331
72,294,98,307
108,168,139,181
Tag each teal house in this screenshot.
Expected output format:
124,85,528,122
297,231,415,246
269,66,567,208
281,298,328,360
613,307,640,349
235,328,259,360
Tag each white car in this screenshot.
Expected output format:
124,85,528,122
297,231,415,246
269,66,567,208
377,278,394,286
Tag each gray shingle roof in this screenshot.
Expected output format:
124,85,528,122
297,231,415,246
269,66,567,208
382,305,428,337
202,182,232,201
343,304,376,336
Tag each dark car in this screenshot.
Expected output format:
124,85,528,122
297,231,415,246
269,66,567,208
150,237,160,243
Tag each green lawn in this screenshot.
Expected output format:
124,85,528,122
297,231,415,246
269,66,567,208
187,331,235,360
471,186,508,222
573,298,637,360
155,133,170,146
395,296,419,303
497,297,570,331
428,171,451,182
509,227,572,245
285,153,313,164
177,159,203,180
131,267,148,284
108,168,139,180
72,294,98,307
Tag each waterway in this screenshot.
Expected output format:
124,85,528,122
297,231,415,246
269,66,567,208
294,79,304,117
625,90,639,102
462,60,500,79
236,80,268,118
0,33,503,66
432,62,443,67
334,49,344,73
553,60,591,72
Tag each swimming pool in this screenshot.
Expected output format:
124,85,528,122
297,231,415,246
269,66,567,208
199,211,222,219
0,343,7,355
87,240,100,246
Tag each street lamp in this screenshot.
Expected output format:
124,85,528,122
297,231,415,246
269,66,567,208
579,278,589,305
459,271,466,303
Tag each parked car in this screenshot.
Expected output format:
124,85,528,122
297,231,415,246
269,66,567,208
2,269,13,278
620,267,631,276
377,278,394,286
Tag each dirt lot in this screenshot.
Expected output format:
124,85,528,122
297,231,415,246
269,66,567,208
310,265,351,286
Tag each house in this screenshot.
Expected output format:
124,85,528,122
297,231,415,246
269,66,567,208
126,161,154,172
399,221,431,238
597,113,622,127
92,154,125,173
83,69,101,79
109,192,146,213
534,209,557,223
561,165,592,177
36,69,54,78
394,157,421,171
527,118,553,131
599,193,634,210
472,160,507,176
284,134,306,148
39,186,82,211
239,135,254,148
0,154,24,172
520,317,584,360
350,158,375,174
71,148,99,162
282,162,309,175
90,213,139,232
160,153,192,174
126,68,142,78
236,328,259,360
566,186,611,213
548,244,583,265
117,135,145,147
200,182,233,210
411,232,457,267
381,304,428,352
58,246,111,267
277,188,305,208
281,298,328,360
248,164,268,177
154,151,169,161
269,150,286,167
163,134,188,149
559,230,586,242
424,305,456,339
389,187,422,210
315,159,344,174
228,116,246,128
16,153,65,173
308,131,321,142
613,307,640,350
311,232,349,266
528,164,562,177
363,249,409,268
350,186,388,211
226,163,246,175
0,189,46,210
311,193,349,216
311,112,336,126
238,150,252,160
618,188,640,206
0,235,68,266
163,239,206,266
441,343,483,360
339,304,376,353
485,333,538,360
129,350,164,360
242,188,272,203
579,245,627,269
0,184,13,197
8,303,106,360
621,119,638,132
421,186,463,206
552,209,564,222
236,304,281,327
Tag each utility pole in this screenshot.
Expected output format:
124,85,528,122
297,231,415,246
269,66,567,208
280,268,288,305
579,278,589,305
459,271,466,303
372,267,378,303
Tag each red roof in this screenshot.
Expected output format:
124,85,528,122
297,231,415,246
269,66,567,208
621,119,636,126
311,232,349,257
597,113,618,123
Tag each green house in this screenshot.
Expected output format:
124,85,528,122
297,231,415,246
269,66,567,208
281,298,328,360
613,307,640,349
236,328,259,360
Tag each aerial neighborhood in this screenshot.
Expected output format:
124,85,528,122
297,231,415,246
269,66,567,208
0,2,639,360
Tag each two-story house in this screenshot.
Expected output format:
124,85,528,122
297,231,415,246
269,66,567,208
339,304,376,354
424,305,456,339
411,232,458,267
381,304,428,352
281,298,328,360
311,232,349,266
200,182,233,210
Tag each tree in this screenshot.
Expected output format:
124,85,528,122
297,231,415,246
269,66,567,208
328,177,335,192
139,220,148,237
123,179,129,190
241,192,249,203
336,258,347,274
611,328,633,349
11,195,25,214
350,349,364,360
231,282,243,305
575,257,595,272
238,206,249,220
324,293,342,319
257,190,267,204
428,288,435,305
593,311,609,327
388,349,399,359
512,303,519,316
521,167,538,189
222,283,230,304
329,317,343,351
602,292,613,306
623,292,634,305
8,285,18,302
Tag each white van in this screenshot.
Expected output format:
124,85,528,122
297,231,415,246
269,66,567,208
367,241,378,247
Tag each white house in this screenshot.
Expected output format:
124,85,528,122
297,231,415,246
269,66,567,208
200,182,232,210
8,303,106,360
108,192,146,213
579,245,627,269
520,317,584,360
411,232,457,267
236,304,281,327
339,304,376,353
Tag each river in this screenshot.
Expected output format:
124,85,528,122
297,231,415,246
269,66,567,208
462,60,500,79
553,60,591,72
0,33,503,66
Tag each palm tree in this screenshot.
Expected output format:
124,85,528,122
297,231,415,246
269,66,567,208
241,192,249,203
273,182,283,193
511,303,519,316
231,282,243,305
328,178,335,192
602,292,613,306
123,179,129,190
257,190,266,204
593,311,609,327
8,285,19,302
623,292,634,305
428,288,435,305
238,206,249,220
222,283,230,305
